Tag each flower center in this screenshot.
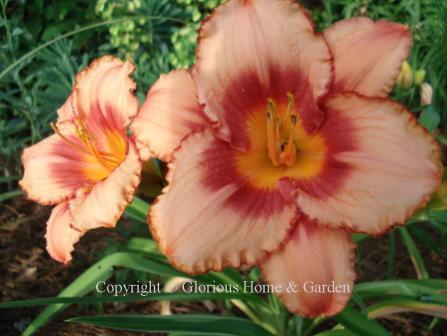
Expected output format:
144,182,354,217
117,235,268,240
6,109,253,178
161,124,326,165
51,118,125,174
266,93,298,167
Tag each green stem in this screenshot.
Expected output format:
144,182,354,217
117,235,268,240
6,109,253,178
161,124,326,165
0,0,15,60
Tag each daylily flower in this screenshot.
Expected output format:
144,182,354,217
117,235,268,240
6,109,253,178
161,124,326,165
20,56,142,264
133,0,442,317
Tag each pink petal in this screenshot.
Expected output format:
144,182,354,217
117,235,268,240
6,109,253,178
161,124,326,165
73,56,138,132
45,202,82,264
324,17,412,97
193,0,331,150
261,217,356,317
150,130,298,274
131,70,210,162
70,140,142,233
19,122,104,205
293,93,442,235
56,56,138,160
57,95,76,121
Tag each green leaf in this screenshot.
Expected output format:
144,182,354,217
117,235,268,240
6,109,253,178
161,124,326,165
21,252,183,336
418,105,440,132
314,331,357,336
354,279,447,304
125,196,150,224
68,314,274,336
352,233,368,244
0,291,253,308
126,237,159,254
367,298,447,319
398,227,429,279
410,226,447,260
0,190,24,202
334,307,389,336
0,175,19,183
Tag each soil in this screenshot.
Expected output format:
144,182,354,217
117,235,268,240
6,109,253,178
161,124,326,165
1,197,446,335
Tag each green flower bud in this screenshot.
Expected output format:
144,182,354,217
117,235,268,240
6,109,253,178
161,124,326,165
414,69,426,85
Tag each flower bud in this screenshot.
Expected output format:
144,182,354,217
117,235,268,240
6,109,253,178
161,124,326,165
396,61,413,88
414,69,426,85
420,82,433,106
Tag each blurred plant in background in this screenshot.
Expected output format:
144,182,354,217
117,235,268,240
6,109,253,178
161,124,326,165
170,0,224,68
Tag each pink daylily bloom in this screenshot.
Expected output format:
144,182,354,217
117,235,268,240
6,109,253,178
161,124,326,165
20,56,143,264
133,0,442,317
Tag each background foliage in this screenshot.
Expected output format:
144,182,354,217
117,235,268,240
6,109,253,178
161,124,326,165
1,0,447,335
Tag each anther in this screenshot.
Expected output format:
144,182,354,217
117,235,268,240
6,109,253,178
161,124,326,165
265,93,299,167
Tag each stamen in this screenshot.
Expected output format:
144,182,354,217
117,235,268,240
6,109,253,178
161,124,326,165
51,123,85,152
265,92,299,167
78,119,115,171
52,119,116,172
286,92,295,121
266,99,281,166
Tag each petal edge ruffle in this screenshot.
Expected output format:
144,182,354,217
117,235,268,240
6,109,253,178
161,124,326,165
70,140,142,233
150,129,298,274
324,17,412,97
194,0,332,149
295,93,442,235
131,69,210,162
261,217,356,318
45,202,82,264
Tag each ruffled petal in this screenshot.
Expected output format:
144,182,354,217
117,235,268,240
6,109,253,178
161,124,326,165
194,0,331,150
73,55,138,131
45,202,82,264
19,122,106,205
57,95,76,121
131,70,210,162
293,93,442,235
324,17,412,97
150,130,297,274
58,56,138,161
70,140,142,233
261,217,356,318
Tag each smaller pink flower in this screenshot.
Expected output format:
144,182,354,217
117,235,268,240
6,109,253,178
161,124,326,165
20,56,143,264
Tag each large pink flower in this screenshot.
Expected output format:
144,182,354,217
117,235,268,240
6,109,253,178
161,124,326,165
20,56,143,264
133,0,442,317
